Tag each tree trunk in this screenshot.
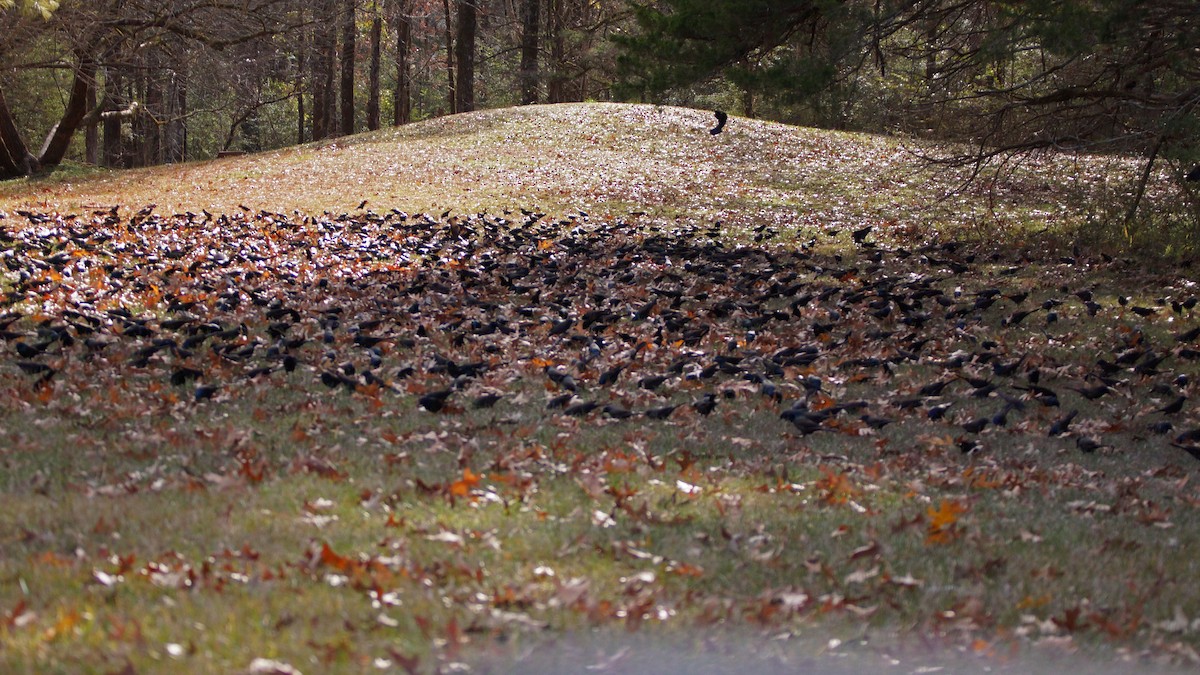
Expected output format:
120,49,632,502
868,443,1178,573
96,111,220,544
519,0,540,105
296,6,308,145
312,0,337,139
102,68,125,168
84,70,100,166
442,0,456,114
454,0,477,114
0,84,38,178
38,55,96,168
167,68,187,163
367,0,383,131
392,0,412,125
140,54,165,166
547,0,565,103
339,0,356,137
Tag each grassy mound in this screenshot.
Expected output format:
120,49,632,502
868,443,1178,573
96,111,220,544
1,103,1120,246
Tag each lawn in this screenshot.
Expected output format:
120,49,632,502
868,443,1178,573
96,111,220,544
1,103,1198,674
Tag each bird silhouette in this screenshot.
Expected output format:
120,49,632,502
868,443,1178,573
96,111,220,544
1157,395,1186,415
710,110,728,135
418,389,454,412
1048,410,1078,436
961,416,989,433
693,393,718,415
644,404,680,420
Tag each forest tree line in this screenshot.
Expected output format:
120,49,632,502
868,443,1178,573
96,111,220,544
1,0,1197,215
0,0,627,178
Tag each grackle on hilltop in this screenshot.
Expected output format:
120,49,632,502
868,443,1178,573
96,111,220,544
710,110,728,135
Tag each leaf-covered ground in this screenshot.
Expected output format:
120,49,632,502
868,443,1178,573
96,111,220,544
1,105,1199,673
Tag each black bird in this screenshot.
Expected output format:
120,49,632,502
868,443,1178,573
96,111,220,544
918,380,951,397
1157,395,1187,415
991,405,1015,427
546,392,574,409
1148,420,1174,435
547,318,573,336
545,366,577,392
927,402,954,420
1172,442,1200,461
1048,410,1078,436
781,409,827,435
418,389,454,412
710,110,728,135
15,361,53,375
563,399,600,416
851,226,873,245
170,367,204,386
1186,165,1200,182
473,392,502,408
1004,308,1040,326
961,416,989,433
194,384,220,401
644,404,680,420
1176,326,1200,343
14,341,48,358
860,414,893,430
693,394,718,416
603,404,633,419
1070,383,1111,400
1076,436,1105,453
598,364,625,386
638,374,668,390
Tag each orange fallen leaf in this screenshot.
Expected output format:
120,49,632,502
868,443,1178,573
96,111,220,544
926,499,967,544
449,467,481,497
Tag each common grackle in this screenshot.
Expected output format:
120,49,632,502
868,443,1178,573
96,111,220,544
1157,395,1186,415
644,404,680,420
710,110,728,135
693,393,718,416
1048,410,1078,436
418,389,453,412
603,404,633,419
961,416,989,433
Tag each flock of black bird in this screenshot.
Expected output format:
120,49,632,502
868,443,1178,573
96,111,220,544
2,205,1200,463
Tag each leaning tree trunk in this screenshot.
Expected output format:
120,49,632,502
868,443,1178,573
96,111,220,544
454,0,477,113
40,55,97,167
0,84,38,178
519,0,540,105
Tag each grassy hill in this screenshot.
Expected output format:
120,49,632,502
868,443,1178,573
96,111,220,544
0,103,1111,246
1,104,1198,674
